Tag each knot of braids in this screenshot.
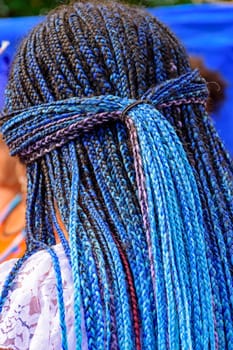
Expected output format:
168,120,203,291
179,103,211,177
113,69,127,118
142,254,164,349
2,70,207,163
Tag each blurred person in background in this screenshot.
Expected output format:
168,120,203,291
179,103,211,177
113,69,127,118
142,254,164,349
0,40,26,263
190,56,227,114
0,135,26,262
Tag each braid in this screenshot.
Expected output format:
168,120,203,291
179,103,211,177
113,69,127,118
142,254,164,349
1,2,233,349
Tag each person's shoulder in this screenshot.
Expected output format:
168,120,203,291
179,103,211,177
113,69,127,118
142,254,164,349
0,244,75,350
0,243,69,287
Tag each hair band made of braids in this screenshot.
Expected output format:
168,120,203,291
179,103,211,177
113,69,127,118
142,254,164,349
1,70,207,164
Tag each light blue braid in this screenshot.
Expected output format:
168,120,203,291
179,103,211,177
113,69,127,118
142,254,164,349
67,142,83,349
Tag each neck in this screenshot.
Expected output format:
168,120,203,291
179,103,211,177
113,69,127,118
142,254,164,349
0,186,21,211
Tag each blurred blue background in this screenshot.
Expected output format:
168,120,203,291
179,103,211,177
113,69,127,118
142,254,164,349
1,3,233,154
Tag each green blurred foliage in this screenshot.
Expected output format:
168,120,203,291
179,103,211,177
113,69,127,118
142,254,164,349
1,0,231,16
0,0,61,17
0,0,193,17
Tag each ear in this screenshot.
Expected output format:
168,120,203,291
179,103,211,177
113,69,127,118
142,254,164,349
15,159,27,194
15,158,26,179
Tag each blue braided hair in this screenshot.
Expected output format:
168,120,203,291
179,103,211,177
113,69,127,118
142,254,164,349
1,2,233,349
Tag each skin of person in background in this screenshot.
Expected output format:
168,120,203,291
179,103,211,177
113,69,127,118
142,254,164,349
0,137,62,262
0,2,232,349
189,56,227,114
0,135,26,262
0,35,26,262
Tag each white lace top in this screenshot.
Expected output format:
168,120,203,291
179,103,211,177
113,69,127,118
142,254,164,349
0,244,87,350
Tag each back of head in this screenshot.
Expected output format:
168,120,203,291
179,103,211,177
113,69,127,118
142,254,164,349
1,2,233,350
3,1,189,112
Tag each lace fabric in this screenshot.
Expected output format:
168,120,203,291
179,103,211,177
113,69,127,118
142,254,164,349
0,244,87,349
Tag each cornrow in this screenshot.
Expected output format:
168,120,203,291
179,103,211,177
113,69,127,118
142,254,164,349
1,2,233,349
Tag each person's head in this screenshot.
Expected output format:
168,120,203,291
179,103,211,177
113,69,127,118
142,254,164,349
1,2,233,349
3,1,189,111
1,1,198,240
